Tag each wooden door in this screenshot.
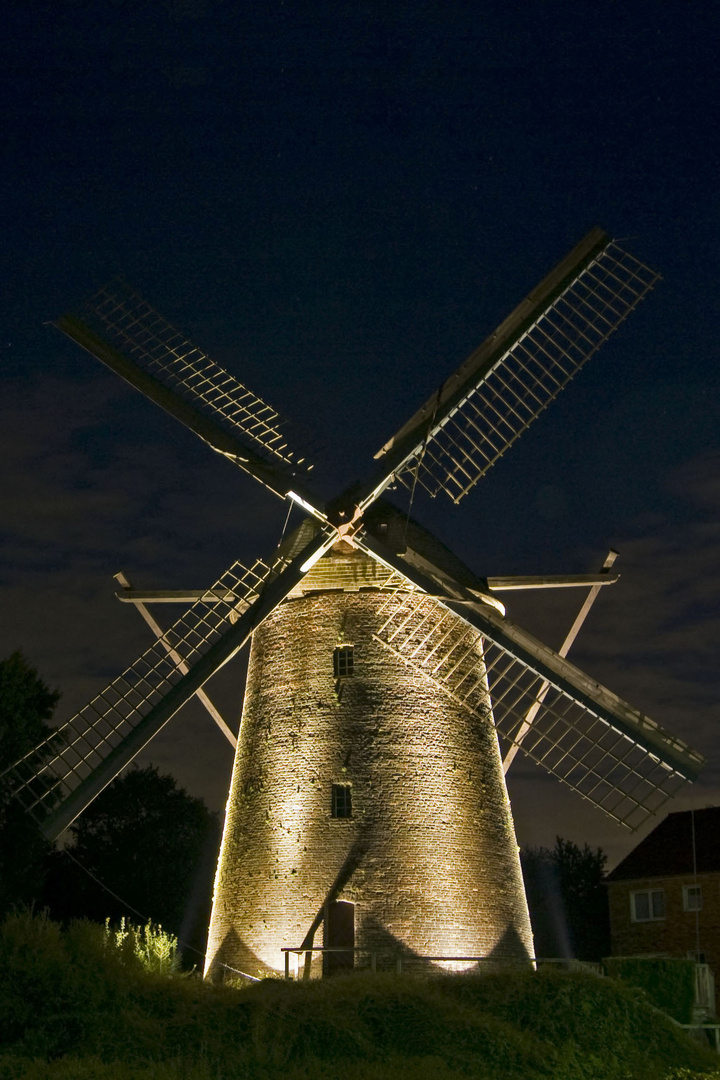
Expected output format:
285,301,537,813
324,900,354,975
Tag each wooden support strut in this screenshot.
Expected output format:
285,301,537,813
502,550,618,774
113,572,237,749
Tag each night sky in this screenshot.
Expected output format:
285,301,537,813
2,2,719,867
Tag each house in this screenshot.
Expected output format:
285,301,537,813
606,807,720,1013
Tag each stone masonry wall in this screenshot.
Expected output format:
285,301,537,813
205,548,533,979
609,872,720,1009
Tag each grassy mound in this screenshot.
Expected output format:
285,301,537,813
1,913,719,1079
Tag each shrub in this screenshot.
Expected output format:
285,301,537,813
104,917,180,976
0,911,125,1058
605,957,697,1024
1,913,718,1078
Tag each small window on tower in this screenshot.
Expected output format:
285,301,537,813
333,645,354,678
332,784,352,819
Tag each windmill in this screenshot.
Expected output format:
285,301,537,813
2,227,704,979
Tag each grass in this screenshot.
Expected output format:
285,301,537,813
1,912,719,1079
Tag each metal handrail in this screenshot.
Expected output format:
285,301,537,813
279,946,595,979
677,1023,720,1053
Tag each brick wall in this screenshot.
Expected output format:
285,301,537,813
608,872,720,1007
204,546,533,979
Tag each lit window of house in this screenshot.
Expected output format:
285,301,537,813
331,784,352,819
683,885,702,912
333,645,354,678
630,889,665,922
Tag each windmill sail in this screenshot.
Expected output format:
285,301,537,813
370,571,702,831
374,229,660,503
56,280,319,506
1,530,333,840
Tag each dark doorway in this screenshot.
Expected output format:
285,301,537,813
323,900,355,975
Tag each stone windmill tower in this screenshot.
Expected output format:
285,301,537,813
3,228,704,979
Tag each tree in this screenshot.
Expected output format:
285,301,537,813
521,837,610,962
0,651,59,768
43,765,221,961
0,651,60,915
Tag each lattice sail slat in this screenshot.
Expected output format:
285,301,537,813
373,586,689,831
73,279,314,472
400,243,660,503
2,557,279,825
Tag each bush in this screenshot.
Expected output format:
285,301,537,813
104,918,180,976
605,957,697,1024
1,912,718,1079
0,911,136,1058
441,968,713,1077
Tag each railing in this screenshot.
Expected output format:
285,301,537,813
677,1023,720,1052
283,947,399,979
280,946,601,980
694,962,716,1018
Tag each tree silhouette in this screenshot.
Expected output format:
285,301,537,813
0,651,59,768
43,764,221,962
0,652,60,914
521,838,610,962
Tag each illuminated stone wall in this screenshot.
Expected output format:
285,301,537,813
205,546,533,979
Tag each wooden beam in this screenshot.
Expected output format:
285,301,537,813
114,573,237,749
486,573,619,591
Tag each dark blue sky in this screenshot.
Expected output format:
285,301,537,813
2,2,719,864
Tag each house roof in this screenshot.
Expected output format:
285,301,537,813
607,807,720,881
